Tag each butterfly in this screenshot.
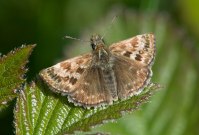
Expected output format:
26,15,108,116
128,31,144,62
39,33,156,108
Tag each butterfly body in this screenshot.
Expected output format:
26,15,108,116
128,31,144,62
39,33,155,108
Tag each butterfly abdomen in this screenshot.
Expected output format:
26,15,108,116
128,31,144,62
102,69,118,100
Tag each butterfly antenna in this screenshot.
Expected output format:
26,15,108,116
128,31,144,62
64,35,90,43
101,15,118,40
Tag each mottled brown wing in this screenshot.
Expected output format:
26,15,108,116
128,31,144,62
109,34,155,98
68,66,113,107
39,53,92,94
39,53,112,107
109,33,155,66
112,54,152,99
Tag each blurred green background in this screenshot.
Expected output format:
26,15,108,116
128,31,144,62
0,0,199,135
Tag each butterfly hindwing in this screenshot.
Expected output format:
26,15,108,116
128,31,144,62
68,66,114,107
112,54,152,99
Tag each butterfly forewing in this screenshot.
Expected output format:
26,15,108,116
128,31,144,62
109,34,155,66
39,53,92,94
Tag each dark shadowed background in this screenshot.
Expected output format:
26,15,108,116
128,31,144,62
0,0,199,135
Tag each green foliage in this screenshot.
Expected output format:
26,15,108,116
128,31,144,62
14,81,160,135
1,1,199,135
0,45,35,111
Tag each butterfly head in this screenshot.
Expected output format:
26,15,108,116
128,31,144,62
90,34,105,51
90,34,109,60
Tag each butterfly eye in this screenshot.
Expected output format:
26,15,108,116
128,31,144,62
91,43,96,50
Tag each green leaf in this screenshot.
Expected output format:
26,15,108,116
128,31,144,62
14,81,160,135
0,45,36,110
